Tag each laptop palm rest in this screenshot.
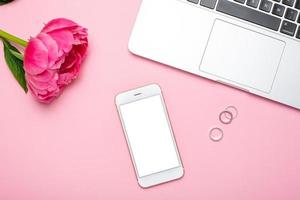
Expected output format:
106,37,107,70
200,19,285,93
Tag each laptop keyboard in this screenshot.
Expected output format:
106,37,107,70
187,0,300,40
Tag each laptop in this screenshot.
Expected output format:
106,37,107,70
129,0,300,109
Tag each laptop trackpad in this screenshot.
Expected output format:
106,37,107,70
200,20,285,93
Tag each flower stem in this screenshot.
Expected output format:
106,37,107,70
0,29,28,47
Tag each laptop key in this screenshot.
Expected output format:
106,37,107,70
247,0,260,8
282,0,295,6
280,20,297,36
285,8,298,21
200,0,217,9
260,0,273,12
296,0,300,9
217,0,281,31
272,4,285,17
187,0,199,4
234,0,246,3
296,27,300,39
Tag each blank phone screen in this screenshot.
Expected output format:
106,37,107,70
120,95,180,177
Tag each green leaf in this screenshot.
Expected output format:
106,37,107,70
2,38,28,93
9,49,24,60
0,0,14,5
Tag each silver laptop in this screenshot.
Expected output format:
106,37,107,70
129,0,300,109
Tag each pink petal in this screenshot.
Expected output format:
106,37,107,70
29,70,56,83
47,29,74,54
41,18,78,33
72,27,88,44
72,26,88,35
37,33,59,68
27,73,58,91
24,38,49,75
58,73,76,86
60,50,77,71
74,43,88,59
51,56,65,70
28,83,48,96
28,83,60,104
58,57,81,86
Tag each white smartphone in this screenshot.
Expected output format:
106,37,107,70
115,84,184,188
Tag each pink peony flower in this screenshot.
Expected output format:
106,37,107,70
24,18,88,103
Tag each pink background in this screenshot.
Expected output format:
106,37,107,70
0,0,300,199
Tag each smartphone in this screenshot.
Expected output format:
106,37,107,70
115,84,184,188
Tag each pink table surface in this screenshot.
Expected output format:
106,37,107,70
0,0,300,199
